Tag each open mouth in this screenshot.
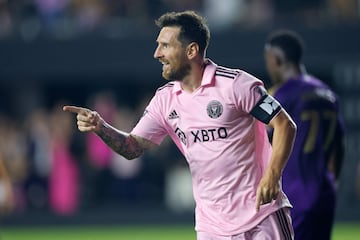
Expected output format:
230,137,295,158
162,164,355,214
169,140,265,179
160,59,169,65
161,61,170,70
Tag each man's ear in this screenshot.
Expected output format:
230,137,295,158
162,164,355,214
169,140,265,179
187,42,199,59
271,46,285,67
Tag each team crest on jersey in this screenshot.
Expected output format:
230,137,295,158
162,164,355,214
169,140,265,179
207,100,223,119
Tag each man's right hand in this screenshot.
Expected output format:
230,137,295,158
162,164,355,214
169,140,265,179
63,105,103,133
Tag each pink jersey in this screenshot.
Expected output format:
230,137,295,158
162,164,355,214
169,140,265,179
131,59,291,235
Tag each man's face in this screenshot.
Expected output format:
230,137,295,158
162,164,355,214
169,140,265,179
264,46,283,86
154,26,191,81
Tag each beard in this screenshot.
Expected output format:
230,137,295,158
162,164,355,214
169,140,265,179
162,62,191,81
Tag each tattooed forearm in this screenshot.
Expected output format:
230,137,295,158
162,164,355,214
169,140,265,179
96,123,145,160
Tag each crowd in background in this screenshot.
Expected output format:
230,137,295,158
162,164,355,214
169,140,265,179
0,0,359,39
0,89,191,217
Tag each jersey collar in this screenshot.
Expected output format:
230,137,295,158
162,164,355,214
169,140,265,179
172,59,217,93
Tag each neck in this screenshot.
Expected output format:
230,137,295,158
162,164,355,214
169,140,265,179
282,65,302,82
181,59,206,93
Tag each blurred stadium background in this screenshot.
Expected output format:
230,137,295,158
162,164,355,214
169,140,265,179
0,0,360,239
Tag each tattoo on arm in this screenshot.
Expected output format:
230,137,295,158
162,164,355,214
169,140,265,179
97,123,146,160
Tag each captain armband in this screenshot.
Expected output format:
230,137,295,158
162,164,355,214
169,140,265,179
250,87,281,124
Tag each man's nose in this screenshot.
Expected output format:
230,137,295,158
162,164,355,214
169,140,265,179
154,46,161,59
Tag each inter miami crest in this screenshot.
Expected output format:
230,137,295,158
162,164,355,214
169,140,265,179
207,100,223,119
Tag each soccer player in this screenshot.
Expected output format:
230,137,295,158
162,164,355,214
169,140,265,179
264,29,345,240
64,11,297,239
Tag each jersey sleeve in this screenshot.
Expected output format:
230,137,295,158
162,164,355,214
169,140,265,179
131,94,168,145
233,71,281,124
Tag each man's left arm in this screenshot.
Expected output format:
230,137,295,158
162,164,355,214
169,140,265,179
255,109,297,211
240,82,296,211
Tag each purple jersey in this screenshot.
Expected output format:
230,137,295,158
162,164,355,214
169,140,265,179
269,74,344,216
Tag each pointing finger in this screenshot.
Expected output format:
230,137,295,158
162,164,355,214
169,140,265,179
63,106,90,115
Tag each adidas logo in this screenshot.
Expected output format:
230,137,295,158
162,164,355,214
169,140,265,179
168,110,179,119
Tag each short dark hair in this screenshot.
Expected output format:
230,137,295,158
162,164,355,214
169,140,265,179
155,11,210,56
266,29,304,64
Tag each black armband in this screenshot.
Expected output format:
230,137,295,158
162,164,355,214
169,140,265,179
250,89,281,124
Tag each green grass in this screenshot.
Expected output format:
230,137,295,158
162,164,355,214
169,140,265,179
332,223,360,240
0,225,195,240
1,222,359,240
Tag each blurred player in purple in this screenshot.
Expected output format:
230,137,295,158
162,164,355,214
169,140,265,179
264,30,345,240
64,11,297,239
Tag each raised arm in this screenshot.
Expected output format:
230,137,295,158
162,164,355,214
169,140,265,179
63,105,156,160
